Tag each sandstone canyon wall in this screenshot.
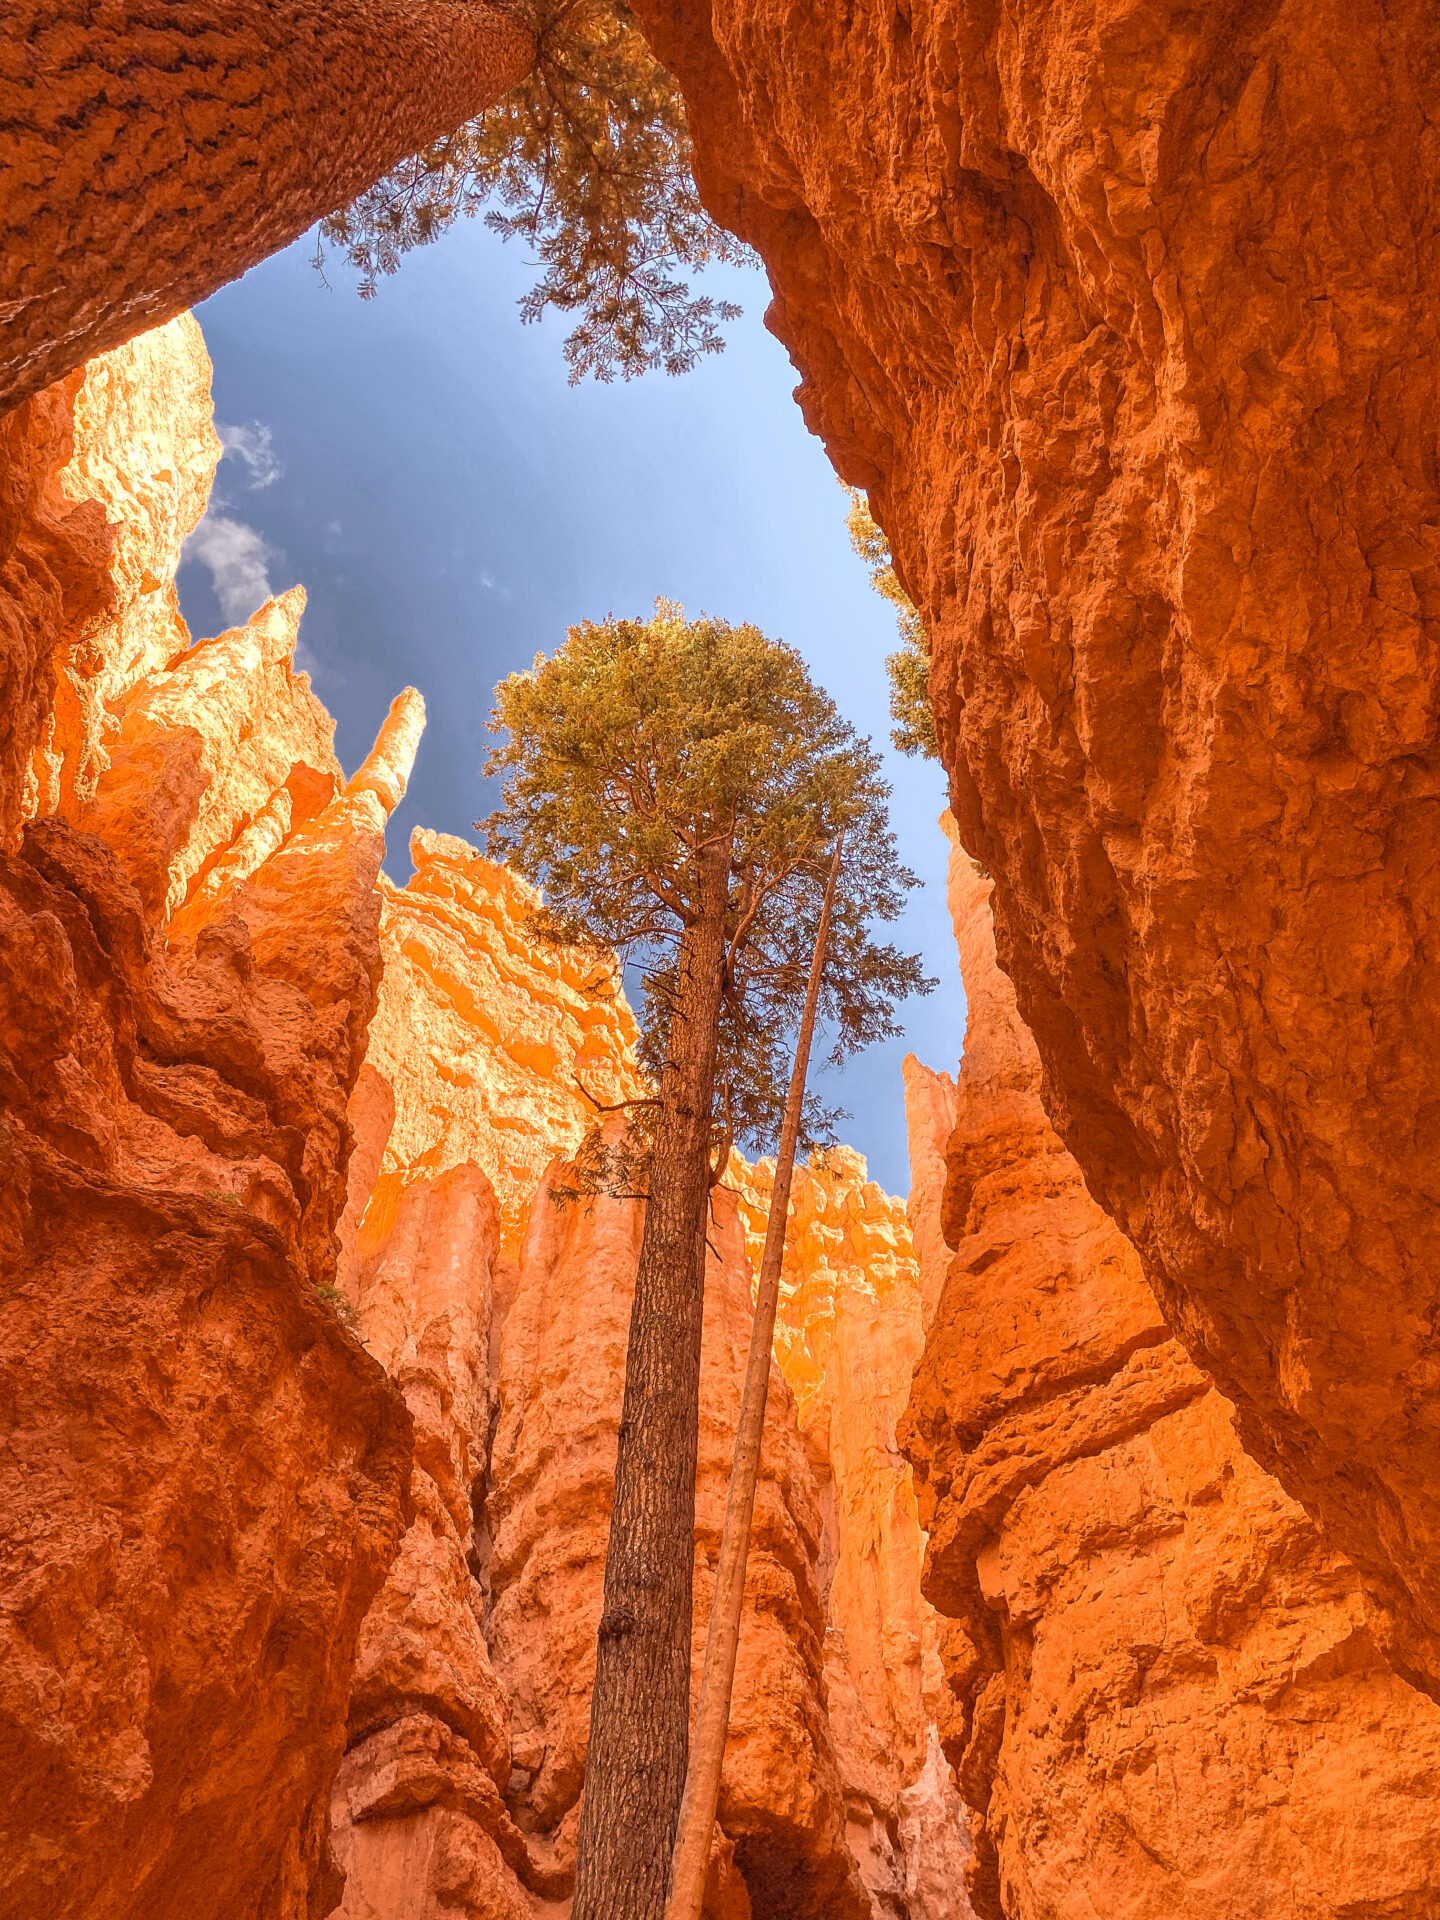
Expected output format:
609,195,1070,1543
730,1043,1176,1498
0,318,419,1919
629,0,1440,1699
900,816,1440,1920
0,311,976,1920
13,254,1440,1920
331,824,975,1919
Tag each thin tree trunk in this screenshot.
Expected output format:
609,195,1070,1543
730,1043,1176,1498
0,0,535,415
665,838,843,1920
570,830,734,1920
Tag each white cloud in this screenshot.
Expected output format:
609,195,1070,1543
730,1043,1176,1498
183,515,274,626
216,419,282,490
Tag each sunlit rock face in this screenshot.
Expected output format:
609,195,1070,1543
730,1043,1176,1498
0,320,415,1919
630,0,1440,1698
734,1151,976,1919
900,817,1440,1920
1,312,219,843
334,825,963,1918
343,827,648,1262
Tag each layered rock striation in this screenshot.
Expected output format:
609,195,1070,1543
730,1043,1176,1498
901,817,1440,1920
0,317,418,1919
631,0,1440,1697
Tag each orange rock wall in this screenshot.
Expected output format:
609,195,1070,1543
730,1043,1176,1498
345,828,648,1260
0,318,420,1920
488,1164,866,1920
900,817,1440,1920
629,0,1440,1699
0,312,219,845
334,829,968,1918
734,1151,975,1918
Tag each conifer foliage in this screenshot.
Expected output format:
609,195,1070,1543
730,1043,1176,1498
845,486,940,761
480,604,928,1918
317,0,751,381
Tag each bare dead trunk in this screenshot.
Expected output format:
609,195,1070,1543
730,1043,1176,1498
664,839,842,1920
570,832,733,1920
0,0,535,414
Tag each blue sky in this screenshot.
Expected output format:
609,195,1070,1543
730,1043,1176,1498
180,226,964,1194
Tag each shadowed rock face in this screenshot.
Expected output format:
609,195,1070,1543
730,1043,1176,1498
627,0,1440,1696
0,317,419,1920
734,1150,977,1919
900,816,1440,1920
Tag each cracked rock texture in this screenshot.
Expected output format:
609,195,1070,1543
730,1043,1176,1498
630,0,1440,1698
900,816,1440,1920
0,319,418,1918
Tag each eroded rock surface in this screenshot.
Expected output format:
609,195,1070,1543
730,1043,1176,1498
345,829,647,1259
334,829,929,1917
1,311,218,843
735,1151,975,1918
632,0,1440,1695
491,1165,867,1920
901,817,1440,1920
0,318,417,1920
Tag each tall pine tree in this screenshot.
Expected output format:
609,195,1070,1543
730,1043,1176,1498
481,603,929,1919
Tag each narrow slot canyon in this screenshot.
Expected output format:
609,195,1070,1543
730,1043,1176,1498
5,4,1440,1916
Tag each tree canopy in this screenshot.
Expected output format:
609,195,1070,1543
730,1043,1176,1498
315,0,751,381
845,486,940,762
480,602,930,1170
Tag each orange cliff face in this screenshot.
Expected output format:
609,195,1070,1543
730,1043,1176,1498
733,1150,976,1920
332,828,961,1918
0,318,421,1920
344,827,649,1264
0,310,974,1920
899,817,1440,1920
628,0,1440,1701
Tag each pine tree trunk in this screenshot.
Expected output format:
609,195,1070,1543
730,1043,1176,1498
570,832,733,1920
0,0,535,415
664,838,842,1920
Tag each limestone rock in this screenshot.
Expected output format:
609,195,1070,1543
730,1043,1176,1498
347,828,647,1262
331,1163,534,1920
734,1150,976,1919
0,316,419,1920
334,805,975,1915
630,0,1440,1699
900,1057,955,1337
900,819,1440,1920
1,312,218,841
488,1161,868,1920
